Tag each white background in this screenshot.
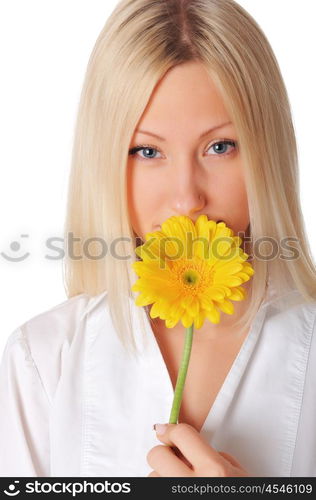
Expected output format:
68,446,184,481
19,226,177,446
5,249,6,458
0,0,315,356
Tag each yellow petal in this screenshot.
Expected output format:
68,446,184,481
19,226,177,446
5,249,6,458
135,293,153,307
149,301,162,318
243,263,255,275
214,239,233,257
214,285,233,296
232,236,243,247
195,215,211,239
161,215,196,244
147,230,182,260
207,220,218,240
213,299,235,315
181,310,194,328
228,287,246,300
181,294,194,308
205,307,220,324
187,296,200,316
169,310,183,326
132,260,167,278
161,216,196,256
214,224,233,239
204,288,225,301
165,317,179,328
159,298,173,317
235,272,251,282
194,215,211,259
135,241,155,259
213,275,242,287
131,281,141,292
214,262,244,274
194,310,206,330
199,294,215,311
169,300,184,317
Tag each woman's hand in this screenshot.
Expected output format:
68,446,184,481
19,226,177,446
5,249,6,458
147,423,250,477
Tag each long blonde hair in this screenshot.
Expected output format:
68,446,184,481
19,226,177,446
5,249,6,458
63,0,316,356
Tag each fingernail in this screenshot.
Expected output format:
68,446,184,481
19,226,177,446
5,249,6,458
153,423,167,435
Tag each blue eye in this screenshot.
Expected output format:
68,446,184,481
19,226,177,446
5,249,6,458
128,145,163,160
206,140,236,156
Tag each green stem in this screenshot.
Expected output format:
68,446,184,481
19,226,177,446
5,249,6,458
168,323,194,424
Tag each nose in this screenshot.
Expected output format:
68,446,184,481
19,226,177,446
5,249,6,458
168,156,206,218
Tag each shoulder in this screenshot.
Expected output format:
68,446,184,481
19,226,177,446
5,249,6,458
264,289,316,323
1,291,109,402
262,289,316,345
13,290,109,347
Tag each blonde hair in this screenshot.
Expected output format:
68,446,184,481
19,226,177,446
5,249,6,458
63,0,316,356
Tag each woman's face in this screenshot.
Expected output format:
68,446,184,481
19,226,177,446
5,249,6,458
127,61,249,241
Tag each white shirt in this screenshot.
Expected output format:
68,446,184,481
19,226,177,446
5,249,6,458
0,285,316,477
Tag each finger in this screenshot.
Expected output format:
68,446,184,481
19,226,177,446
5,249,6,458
147,444,194,477
172,446,194,470
218,451,247,471
147,470,160,477
155,423,223,470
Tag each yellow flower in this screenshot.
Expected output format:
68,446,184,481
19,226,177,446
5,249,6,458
131,214,254,329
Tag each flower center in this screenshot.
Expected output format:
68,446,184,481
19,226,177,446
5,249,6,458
182,269,199,286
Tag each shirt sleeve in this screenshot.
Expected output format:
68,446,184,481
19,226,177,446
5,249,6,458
0,327,51,476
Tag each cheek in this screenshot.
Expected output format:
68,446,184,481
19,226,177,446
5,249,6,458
128,167,160,210
127,165,166,234
227,180,249,227
210,169,249,229
224,176,248,207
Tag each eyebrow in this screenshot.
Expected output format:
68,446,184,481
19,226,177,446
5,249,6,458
135,121,232,141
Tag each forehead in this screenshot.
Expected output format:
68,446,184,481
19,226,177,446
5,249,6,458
136,61,231,133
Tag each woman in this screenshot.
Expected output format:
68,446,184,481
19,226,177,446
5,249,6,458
1,0,316,477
